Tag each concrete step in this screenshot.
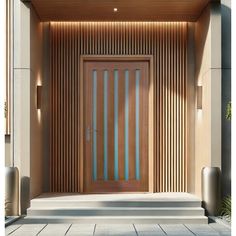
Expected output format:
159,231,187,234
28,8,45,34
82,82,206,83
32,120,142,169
27,207,205,217
21,215,209,224
28,193,206,224
30,193,202,208
31,200,201,208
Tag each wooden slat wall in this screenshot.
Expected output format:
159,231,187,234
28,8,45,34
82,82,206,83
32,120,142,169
50,22,187,192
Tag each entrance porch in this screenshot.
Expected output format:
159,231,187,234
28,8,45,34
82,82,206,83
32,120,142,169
7,0,222,217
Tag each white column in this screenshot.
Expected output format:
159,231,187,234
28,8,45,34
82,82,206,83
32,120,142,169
195,2,222,197
13,0,31,214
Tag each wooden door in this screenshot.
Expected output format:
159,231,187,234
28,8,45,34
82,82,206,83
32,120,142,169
84,60,149,192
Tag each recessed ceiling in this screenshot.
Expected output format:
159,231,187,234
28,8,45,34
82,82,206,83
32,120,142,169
30,0,218,22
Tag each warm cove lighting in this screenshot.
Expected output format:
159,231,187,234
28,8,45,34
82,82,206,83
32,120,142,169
37,85,42,109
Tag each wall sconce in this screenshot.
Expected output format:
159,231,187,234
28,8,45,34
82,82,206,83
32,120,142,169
37,85,42,109
197,85,202,109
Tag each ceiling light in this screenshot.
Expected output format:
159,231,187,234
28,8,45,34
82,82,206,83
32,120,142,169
113,8,118,12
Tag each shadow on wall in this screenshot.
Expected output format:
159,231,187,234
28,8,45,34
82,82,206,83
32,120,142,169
221,3,231,197
194,4,210,84
21,176,30,214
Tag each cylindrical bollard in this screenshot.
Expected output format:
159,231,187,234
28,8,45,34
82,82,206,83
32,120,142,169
5,167,19,216
201,167,221,216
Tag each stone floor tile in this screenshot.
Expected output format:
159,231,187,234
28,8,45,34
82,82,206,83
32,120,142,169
209,223,231,236
5,224,22,235
9,224,46,236
160,224,194,236
66,224,95,236
95,224,137,236
134,224,165,236
185,224,220,236
38,224,71,236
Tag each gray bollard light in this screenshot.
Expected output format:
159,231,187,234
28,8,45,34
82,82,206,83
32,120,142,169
201,167,221,216
5,167,19,216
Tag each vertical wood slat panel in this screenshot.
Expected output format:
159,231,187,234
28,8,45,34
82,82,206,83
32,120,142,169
50,22,188,192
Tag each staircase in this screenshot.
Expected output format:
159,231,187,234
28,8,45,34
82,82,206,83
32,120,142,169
26,193,208,224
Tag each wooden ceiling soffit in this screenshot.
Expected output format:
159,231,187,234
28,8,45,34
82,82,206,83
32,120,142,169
28,0,220,22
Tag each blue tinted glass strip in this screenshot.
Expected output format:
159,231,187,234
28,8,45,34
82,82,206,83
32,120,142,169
125,70,129,181
103,70,108,181
135,70,140,180
92,70,97,181
114,70,119,180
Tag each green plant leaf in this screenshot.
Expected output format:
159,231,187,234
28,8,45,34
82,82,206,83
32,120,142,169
220,196,231,222
226,101,231,120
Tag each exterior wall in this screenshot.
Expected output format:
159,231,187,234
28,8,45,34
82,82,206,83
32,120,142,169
194,3,222,197
13,0,43,213
30,4,43,199
221,0,231,197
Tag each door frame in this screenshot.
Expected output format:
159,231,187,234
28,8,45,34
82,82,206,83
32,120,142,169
79,55,154,193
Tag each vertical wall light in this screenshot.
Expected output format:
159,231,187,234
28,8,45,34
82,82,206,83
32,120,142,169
197,85,202,109
37,85,42,109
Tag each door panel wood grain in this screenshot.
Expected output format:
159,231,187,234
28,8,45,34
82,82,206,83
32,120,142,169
84,61,149,192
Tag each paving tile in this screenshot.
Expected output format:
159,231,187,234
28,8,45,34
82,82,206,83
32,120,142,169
209,223,231,236
5,222,232,236
5,224,22,235
160,224,194,236
95,224,137,236
38,224,71,236
66,224,95,236
134,224,165,236
185,224,220,236
9,224,46,236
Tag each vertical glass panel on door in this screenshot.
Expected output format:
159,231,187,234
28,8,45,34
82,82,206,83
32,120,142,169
114,69,119,180
125,69,129,181
92,70,97,181
103,70,108,181
135,69,140,180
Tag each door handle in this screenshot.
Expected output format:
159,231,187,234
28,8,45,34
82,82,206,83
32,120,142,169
86,126,90,142
86,127,98,141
